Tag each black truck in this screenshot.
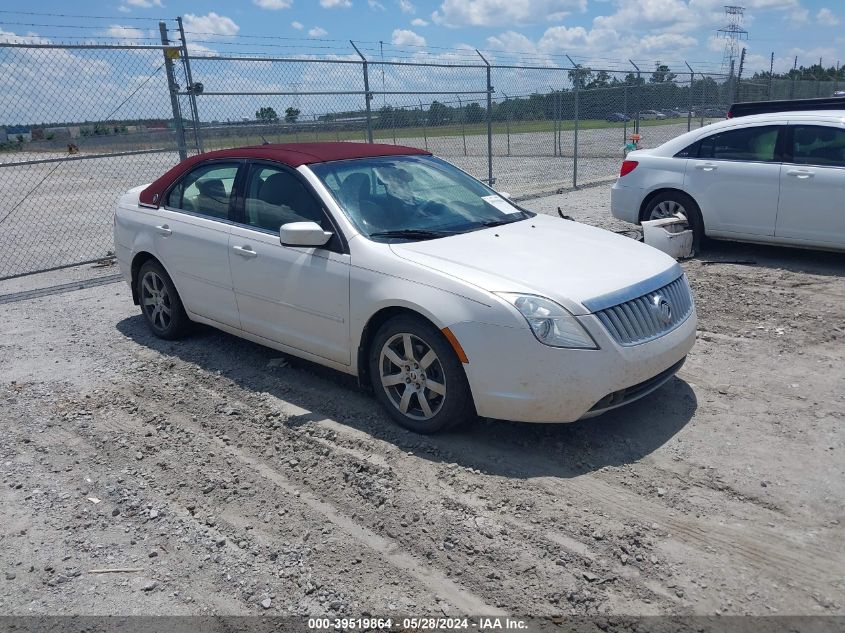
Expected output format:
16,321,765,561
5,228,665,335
727,95,845,118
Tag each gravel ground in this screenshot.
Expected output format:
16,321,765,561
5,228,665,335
1,184,843,617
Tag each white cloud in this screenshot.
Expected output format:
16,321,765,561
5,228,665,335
117,5,131,12
816,7,839,25
320,0,352,7
486,30,537,54
398,0,416,13
104,25,146,42
124,0,163,7
182,12,239,37
291,21,304,29
432,0,586,28
788,6,809,24
368,0,386,8
638,32,697,52
391,28,426,47
253,0,293,9
308,26,329,37
411,18,429,26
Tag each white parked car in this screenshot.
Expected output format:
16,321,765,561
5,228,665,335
612,110,845,252
115,143,696,433
639,110,667,120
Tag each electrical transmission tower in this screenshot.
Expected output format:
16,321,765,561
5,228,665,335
717,5,748,76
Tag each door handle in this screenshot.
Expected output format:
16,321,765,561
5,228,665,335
232,245,258,258
695,163,717,171
786,169,814,179
155,224,172,236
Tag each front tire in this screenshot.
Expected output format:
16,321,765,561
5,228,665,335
369,315,473,433
137,259,190,340
642,191,704,253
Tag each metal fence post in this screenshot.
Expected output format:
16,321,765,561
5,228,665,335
350,41,373,143
457,96,467,156
502,92,511,156
623,83,628,144
160,22,187,161
477,50,494,186
177,17,203,153
566,55,579,189
629,59,641,135
685,61,694,132
418,99,428,150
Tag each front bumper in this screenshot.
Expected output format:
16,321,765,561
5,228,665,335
450,309,696,423
610,181,644,224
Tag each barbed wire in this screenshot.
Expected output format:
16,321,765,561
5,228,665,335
0,9,173,21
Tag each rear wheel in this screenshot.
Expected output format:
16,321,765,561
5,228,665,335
137,260,190,339
369,315,473,434
642,191,704,253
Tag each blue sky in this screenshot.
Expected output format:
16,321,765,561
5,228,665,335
1,0,842,74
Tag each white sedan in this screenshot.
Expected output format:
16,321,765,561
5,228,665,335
114,143,696,433
611,110,845,252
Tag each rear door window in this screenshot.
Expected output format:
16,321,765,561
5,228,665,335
166,162,239,220
698,125,781,162
790,125,845,167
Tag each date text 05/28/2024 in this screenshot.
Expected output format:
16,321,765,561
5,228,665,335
307,617,529,630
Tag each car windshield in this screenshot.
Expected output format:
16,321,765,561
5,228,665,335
310,154,532,240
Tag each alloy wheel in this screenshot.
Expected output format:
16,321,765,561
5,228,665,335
140,270,172,331
379,332,446,420
649,199,687,221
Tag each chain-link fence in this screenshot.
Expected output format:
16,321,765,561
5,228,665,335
2,32,843,279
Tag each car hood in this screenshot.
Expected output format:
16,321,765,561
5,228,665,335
389,214,680,315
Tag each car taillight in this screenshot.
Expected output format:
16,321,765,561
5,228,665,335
726,111,733,119
619,160,638,177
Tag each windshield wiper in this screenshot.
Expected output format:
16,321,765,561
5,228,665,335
369,229,455,240
479,216,525,228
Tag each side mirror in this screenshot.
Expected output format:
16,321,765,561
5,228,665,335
280,221,332,247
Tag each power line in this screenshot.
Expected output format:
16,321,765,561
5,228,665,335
0,9,171,21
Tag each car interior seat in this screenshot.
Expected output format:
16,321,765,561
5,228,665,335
195,179,229,219
256,172,323,231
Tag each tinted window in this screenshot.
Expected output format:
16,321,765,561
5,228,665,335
675,140,699,158
242,164,326,233
791,125,845,167
166,162,239,220
698,125,780,162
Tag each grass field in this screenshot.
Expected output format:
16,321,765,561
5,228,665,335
200,116,712,151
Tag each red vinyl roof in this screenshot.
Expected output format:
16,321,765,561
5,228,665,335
139,142,429,208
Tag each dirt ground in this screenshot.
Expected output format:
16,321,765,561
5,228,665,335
0,184,843,617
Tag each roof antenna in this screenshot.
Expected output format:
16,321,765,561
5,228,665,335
261,135,270,145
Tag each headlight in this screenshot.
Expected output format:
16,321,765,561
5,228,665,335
496,293,598,349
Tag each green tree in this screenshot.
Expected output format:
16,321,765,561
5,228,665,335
255,106,279,122
284,107,301,123
464,102,484,123
586,70,611,89
568,65,594,89
428,100,449,126
650,62,677,84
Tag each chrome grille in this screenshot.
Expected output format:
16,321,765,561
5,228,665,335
595,275,693,346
